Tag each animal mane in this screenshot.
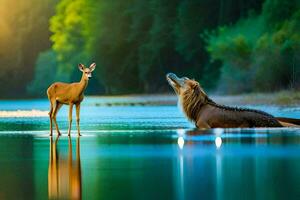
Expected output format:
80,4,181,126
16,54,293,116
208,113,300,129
180,82,274,122
181,84,206,122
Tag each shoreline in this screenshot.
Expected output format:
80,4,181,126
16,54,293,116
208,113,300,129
0,90,299,106
88,90,300,106
212,91,300,106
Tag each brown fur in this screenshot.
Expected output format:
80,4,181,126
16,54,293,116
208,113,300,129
167,73,300,128
47,63,95,136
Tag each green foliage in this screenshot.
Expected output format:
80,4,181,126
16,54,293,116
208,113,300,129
50,0,90,82
137,0,181,92
207,0,300,94
27,50,58,97
39,0,264,96
88,0,142,94
1,0,282,97
254,10,300,91
174,0,220,83
262,0,299,27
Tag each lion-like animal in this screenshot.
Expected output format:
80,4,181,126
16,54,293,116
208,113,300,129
166,73,300,128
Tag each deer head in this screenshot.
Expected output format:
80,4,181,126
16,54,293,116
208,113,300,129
78,63,96,80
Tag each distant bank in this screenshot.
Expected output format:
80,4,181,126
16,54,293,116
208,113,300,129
87,90,300,106
0,91,299,107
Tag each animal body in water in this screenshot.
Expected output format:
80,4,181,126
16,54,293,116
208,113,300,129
166,73,300,129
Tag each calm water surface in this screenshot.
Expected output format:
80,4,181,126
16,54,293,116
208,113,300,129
0,97,299,200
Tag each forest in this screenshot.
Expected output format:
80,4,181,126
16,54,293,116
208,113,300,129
0,0,299,97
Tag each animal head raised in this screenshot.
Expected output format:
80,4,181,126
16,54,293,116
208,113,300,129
166,73,208,121
166,73,203,96
78,63,96,80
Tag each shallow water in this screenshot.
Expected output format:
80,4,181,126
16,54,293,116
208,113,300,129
0,97,299,200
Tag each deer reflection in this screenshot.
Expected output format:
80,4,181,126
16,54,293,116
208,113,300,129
48,137,82,200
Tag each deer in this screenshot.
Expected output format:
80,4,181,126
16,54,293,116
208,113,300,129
47,63,96,137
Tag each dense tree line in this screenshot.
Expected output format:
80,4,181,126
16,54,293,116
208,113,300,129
1,0,298,97
207,0,300,93
29,0,263,96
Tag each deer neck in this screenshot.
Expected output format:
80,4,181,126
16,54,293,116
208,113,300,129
78,74,89,95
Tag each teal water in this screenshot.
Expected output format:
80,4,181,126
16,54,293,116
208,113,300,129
0,97,300,200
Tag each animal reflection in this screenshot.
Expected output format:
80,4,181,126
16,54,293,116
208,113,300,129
48,137,82,200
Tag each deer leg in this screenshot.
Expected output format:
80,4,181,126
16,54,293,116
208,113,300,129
76,103,81,136
49,103,53,136
52,102,63,136
68,103,73,136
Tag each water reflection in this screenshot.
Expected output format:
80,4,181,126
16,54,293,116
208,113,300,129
0,136,35,199
177,136,185,149
215,137,222,149
48,137,82,200
0,127,300,200
172,129,300,199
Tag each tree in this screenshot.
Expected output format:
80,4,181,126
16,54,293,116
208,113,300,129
27,50,58,96
50,0,90,82
87,0,142,94
206,0,300,93
0,0,57,97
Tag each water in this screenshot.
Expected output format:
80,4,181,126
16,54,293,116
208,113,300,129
0,97,299,200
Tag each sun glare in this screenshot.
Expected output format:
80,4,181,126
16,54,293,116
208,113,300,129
177,129,185,136
178,136,184,149
215,137,222,149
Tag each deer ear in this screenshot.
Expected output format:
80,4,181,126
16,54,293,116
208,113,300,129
78,63,85,72
89,63,96,72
